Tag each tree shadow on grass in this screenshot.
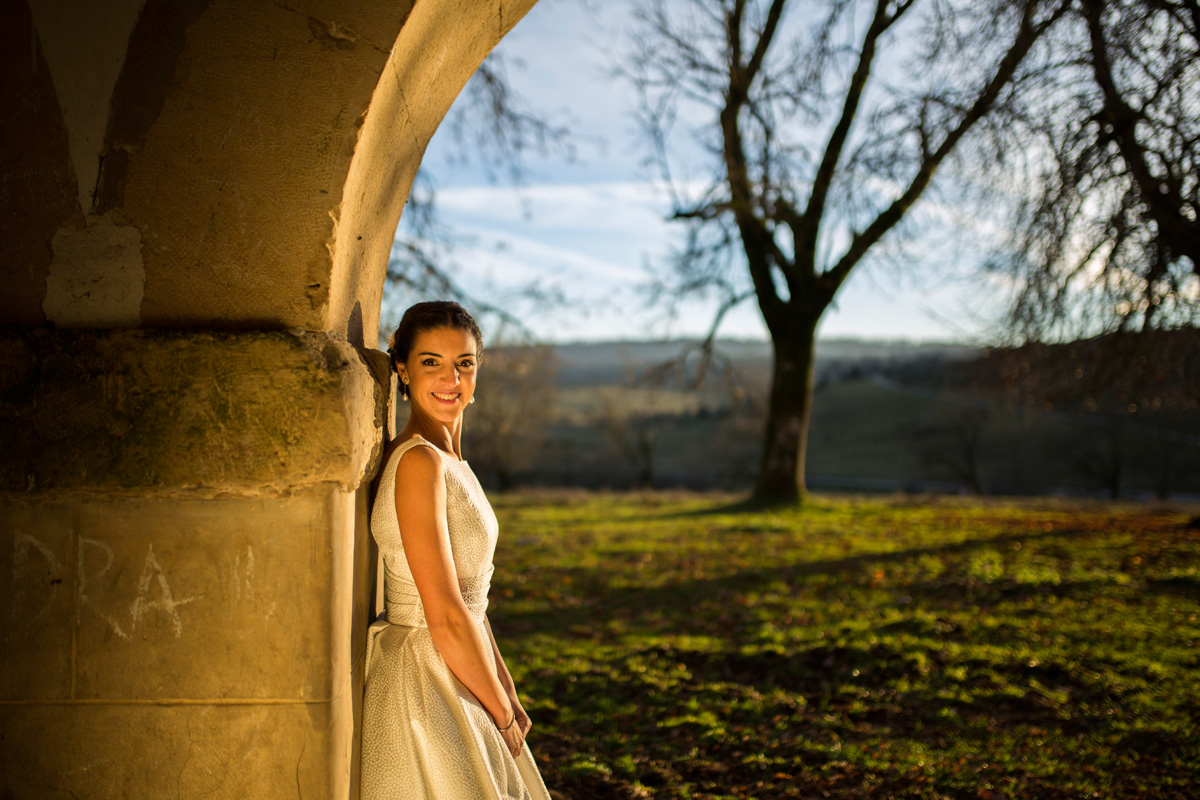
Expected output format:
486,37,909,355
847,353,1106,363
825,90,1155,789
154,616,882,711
621,491,1024,523
528,631,1200,799
500,513,1200,799
1145,572,1200,599
527,639,1195,800
494,525,1093,638
667,495,794,516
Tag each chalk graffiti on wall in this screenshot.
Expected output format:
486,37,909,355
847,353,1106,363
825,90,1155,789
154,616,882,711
231,544,255,601
75,537,203,640
77,536,129,640
230,543,279,618
10,533,63,639
11,530,257,643
127,543,201,637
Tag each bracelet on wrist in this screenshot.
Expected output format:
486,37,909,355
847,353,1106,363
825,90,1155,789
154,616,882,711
497,711,517,732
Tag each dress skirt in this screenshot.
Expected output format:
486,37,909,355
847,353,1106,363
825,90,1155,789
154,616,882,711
359,615,551,800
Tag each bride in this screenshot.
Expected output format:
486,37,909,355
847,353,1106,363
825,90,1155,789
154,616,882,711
360,301,552,799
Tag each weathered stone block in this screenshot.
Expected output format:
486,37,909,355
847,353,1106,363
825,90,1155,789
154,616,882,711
0,700,341,799
1,486,368,703
0,329,385,497
73,489,341,700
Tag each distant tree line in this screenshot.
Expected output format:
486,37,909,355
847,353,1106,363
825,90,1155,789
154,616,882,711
462,337,1200,500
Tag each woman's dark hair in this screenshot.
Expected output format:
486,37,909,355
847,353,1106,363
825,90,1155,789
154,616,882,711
387,301,484,399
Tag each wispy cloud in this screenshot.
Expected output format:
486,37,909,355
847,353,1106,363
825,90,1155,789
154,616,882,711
438,180,682,233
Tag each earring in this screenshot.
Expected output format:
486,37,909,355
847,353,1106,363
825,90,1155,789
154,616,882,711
469,396,475,404
400,376,409,402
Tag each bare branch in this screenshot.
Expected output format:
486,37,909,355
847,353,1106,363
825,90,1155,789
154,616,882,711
1082,0,1198,267
386,52,578,336
800,0,912,247
824,0,1070,291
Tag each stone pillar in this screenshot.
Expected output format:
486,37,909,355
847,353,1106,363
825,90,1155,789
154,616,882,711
0,329,391,796
0,0,539,795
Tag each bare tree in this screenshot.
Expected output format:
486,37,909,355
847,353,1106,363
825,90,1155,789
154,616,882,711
917,406,988,493
600,392,662,489
1076,415,1125,499
998,0,1200,339
463,345,558,490
624,0,1070,502
1148,427,1179,501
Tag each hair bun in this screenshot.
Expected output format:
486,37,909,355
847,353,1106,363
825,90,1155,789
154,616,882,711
385,301,483,369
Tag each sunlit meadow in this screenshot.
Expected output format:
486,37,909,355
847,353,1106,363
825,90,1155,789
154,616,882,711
488,493,1200,800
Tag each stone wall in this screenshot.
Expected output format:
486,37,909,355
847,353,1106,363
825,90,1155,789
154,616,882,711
0,0,538,795
2,486,370,796
0,329,390,796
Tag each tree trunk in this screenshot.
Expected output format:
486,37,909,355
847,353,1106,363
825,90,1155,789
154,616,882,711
753,322,818,504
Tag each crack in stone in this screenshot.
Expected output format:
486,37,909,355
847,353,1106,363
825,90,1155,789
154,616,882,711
295,732,308,798
389,64,414,127
176,709,196,796
271,1,391,55
25,786,78,800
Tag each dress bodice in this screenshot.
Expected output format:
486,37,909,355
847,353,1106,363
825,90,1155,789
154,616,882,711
371,436,499,627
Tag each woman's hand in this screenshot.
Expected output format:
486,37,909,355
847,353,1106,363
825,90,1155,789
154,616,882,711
483,617,531,756
512,696,532,739
497,710,526,758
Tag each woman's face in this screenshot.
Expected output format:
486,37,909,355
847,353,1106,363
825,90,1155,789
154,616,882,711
397,326,479,424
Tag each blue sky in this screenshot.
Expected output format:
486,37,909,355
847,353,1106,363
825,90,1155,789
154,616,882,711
402,0,1008,344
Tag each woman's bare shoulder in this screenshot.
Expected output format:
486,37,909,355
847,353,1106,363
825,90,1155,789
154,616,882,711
393,437,443,483
393,438,446,523
381,434,436,465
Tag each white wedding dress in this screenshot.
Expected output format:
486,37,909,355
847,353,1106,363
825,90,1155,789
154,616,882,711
360,436,552,800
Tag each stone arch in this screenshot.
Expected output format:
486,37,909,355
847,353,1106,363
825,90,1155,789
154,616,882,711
3,0,535,340
0,1,539,796
330,1,539,347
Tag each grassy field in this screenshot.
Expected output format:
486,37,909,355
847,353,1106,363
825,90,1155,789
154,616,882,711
487,493,1200,799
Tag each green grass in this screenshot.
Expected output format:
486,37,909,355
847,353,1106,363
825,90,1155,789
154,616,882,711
487,493,1200,799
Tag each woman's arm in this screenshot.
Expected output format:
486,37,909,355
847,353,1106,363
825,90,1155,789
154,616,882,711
485,616,531,740
394,446,523,755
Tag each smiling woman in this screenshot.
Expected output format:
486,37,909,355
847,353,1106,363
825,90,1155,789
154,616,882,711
361,301,552,800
